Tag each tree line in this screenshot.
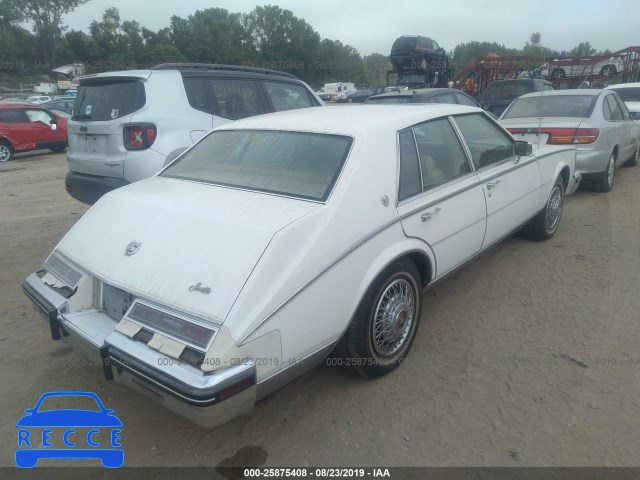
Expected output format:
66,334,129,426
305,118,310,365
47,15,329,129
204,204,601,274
0,0,614,89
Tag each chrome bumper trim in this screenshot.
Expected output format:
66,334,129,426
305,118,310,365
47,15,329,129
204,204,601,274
22,272,257,428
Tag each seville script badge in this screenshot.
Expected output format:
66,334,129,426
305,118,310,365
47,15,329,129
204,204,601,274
125,241,142,257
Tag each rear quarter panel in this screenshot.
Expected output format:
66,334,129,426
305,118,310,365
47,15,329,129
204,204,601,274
534,145,577,199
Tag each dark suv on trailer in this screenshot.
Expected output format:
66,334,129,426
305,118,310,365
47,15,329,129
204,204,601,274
65,63,324,204
389,35,448,72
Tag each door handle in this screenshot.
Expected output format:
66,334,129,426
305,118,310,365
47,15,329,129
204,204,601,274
421,207,441,222
486,180,501,190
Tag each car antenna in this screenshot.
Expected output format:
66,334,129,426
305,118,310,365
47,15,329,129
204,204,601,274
537,52,546,149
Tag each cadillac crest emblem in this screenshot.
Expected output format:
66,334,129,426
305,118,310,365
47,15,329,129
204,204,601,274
125,240,142,256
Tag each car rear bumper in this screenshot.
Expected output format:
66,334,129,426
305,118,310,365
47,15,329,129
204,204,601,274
22,272,257,428
65,171,129,205
575,148,611,177
567,172,582,195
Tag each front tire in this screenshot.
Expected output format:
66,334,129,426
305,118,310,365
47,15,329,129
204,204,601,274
335,258,422,378
0,141,13,162
592,152,616,192
523,178,565,241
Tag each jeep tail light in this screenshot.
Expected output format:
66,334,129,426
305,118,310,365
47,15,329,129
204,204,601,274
124,124,156,150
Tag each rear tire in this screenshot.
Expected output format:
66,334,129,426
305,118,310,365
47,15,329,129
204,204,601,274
600,65,616,77
625,142,639,167
335,258,422,378
592,152,615,192
0,141,13,162
522,178,565,241
49,146,67,153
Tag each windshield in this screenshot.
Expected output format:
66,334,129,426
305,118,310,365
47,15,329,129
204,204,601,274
162,130,352,201
610,87,640,102
502,95,597,119
73,80,145,121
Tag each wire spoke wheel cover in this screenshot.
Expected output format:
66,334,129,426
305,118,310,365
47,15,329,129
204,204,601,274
545,184,563,233
372,278,415,357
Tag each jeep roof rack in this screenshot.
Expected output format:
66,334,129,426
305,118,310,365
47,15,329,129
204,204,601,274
150,63,296,79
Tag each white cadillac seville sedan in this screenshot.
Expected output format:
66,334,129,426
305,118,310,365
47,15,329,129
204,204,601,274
23,105,579,427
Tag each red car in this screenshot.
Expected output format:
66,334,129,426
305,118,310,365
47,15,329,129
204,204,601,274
0,102,68,162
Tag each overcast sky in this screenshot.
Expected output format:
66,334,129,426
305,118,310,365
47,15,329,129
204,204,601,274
59,0,638,56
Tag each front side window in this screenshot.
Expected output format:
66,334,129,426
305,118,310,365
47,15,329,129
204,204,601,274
264,81,314,112
162,130,352,201
454,114,514,169
24,109,55,125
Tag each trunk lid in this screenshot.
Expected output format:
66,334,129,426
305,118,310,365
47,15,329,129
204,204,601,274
501,117,585,147
56,177,321,323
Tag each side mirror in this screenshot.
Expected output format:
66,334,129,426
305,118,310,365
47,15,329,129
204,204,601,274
50,117,58,130
514,140,533,156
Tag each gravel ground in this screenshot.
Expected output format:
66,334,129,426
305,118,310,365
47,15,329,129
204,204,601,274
1,150,639,469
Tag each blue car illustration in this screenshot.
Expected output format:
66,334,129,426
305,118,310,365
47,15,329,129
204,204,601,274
16,391,123,468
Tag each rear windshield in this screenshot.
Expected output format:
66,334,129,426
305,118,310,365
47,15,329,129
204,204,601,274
393,37,418,49
483,82,538,102
502,95,597,119
73,80,145,121
162,130,352,201
367,96,413,104
610,87,640,102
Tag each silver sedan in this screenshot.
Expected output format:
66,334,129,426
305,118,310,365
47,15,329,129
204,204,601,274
499,89,639,192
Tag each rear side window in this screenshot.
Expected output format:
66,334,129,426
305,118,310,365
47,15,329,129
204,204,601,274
0,109,28,123
74,80,145,121
184,78,267,120
603,94,624,121
398,129,421,201
413,118,471,189
434,93,456,104
264,81,314,111
454,93,478,107
24,109,55,125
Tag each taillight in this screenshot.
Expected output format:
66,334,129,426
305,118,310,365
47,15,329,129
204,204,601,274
507,128,599,145
124,124,156,150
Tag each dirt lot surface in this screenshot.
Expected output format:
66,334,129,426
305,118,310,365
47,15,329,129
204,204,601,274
1,150,639,470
